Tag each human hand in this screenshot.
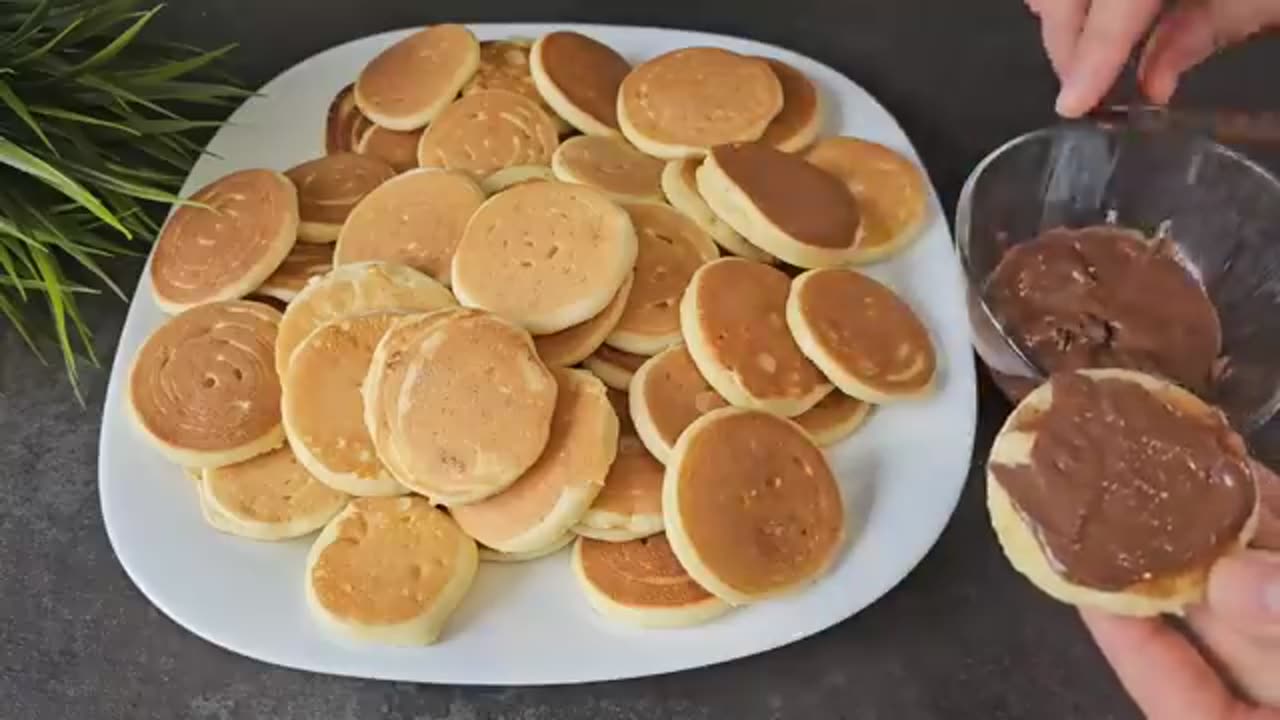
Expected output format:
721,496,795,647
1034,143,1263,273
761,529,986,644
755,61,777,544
1024,0,1280,117
1081,462,1280,719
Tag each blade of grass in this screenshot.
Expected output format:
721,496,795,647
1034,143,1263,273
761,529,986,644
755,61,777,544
0,0,51,52
0,78,56,152
0,239,27,299
0,287,43,361
0,136,128,236
29,104,141,135
29,245,82,398
57,4,160,78
9,14,83,66
117,43,236,84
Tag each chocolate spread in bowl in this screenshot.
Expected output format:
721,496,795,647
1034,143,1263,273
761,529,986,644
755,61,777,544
985,226,1222,397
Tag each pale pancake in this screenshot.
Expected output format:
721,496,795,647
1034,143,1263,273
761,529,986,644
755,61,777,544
573,534,729,627
758,58,822,152
697,142,860,268
283,311,407,496
660,158,773,262
356,125,422,174
416,90,560,179
606,203,719,355
274,261,455,379
804,137,929,263
367,311,558,505
452,369,617,553
129,300,284,468
786,268,937,402
463,40,571,135
680,258,832,416
664,407,845,604
479,532,575,563
575,434,664,541
324,84,370,154
285,153,396,243
529,31,631,136
551,135,665,203
479,164,556,194
630,345,728,464
150,169,299,314
452,181,638,334
583,345,648,391
334,169,485,286
255,242,332,303
305,496,478,645
199,445,348,540
794,393,873,447
617,48,783,159
354,24,480,131
534,273,633,368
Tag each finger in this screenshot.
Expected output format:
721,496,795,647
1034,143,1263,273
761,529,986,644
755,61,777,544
1205,550,1280,633
1138,1,1218,103
1055,0,1163,117
1080,609,1243,719
1187,607,1280,708
1250,461,1280,550
1029,0,1091,79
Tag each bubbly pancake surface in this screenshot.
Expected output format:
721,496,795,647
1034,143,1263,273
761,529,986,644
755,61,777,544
201,444,348,539
534,273,633,367
575,534,727,624
256,242,333,303
531,31,632,134
757,58,821,152
631,345,728,462
551,135,665,202
356,125,422,174
416,90,560,179
354,24,480,130
150,169,298,312
285,153,395,238
335,169,485,286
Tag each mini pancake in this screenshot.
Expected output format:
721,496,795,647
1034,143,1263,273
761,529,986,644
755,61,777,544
356,125,422,174
285,153,396,243
335,169,485,286
366,311,558,505
452,181,638,334
757,58,822,152
150,169,299,314
607,387,633,435
305,496,478,645
283,311,407,496
988,369,1259,616
534,273,633,368
254,242,333,304
574,434,665,541
617,48,783,159
630,345,728,464
416,89,560,179
664,407,845,604
275,261,455,378
606,203,719,355
786,268,937,402
199,445,348,540
697,142,861,268
354,24,480,131
129,300,285,468
793,393,873,447
551,135,665,203
804,137,929,263
324,84,370,154
479,164,556,194
573,534,729,627
660,158,773,262
583,345,648,391
452,368,617,553
463,39,571,135
530,31,632,136
479,532,575,563
681,258,832,416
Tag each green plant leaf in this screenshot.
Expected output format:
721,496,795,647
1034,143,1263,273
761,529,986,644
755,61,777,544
0,0,51,52
0,287,43,361
29,104,141,135
0,78,55,152
0,136,128,236
29,245,83,399
9,14,83,66
118,42,236,84
57,4,160,78
0,238,26,299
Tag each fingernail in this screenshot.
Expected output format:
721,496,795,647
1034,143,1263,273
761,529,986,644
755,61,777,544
1055,81,1084,117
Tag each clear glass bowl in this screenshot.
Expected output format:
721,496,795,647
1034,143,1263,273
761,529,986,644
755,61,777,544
955,122,1280,433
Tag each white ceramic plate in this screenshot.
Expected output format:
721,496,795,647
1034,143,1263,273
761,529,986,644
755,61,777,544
99,23,977,685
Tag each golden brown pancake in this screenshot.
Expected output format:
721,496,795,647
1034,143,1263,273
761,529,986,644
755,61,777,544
630,345,728,463
680,258,832,416
804,137,929,263
660,157,773,262
583,345,648,391
200,444,348,540
787,268,937,402
463,39,571,135
550,135,665,203
285,153,396,243
479,164,557,194
575,434,665,540
606,203,719,355
129,300,284,468
356,125,422,174
757,58,822,152
793,392,873,447
334,169,484,286
354,24,480,131
325,84,370,154
664,407,845,604
573,534,729,627
254,242,333,304
451,181,638,334
479,532,575,562
617,48,783,159
530,31,632,136
416,89,560,179
150,169,298,314
534,273,633,368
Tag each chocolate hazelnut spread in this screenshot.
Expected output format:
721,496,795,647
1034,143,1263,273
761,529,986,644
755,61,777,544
992,373,1255,591
985,226,1222,396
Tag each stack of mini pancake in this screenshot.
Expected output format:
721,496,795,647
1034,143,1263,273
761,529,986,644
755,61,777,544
127,23,942,645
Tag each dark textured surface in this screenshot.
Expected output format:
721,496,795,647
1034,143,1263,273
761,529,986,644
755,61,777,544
3,2,1279,718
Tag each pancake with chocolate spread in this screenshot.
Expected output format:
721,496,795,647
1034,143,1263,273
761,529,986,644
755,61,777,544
757,58,822,153
988,368,1259,616
573,534,730,627
583,345,649,391
530,31,631,137
354,24,480,131
697,142,860,268
285,153,396,243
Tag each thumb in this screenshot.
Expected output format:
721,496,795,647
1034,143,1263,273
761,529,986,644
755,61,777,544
1139,0,1280,104
1206,550,1280,633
